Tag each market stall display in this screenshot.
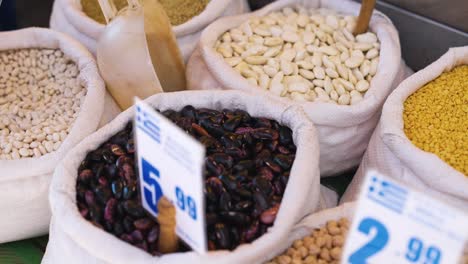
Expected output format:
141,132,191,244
1,0,468,262
49,0,250,60
0,28,106,243
187,0,410,176
43,90,322,263
342,46,468,210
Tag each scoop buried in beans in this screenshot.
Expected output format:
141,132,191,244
76,106,297,255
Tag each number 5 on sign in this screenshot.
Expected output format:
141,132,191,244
134,98,207,253
341,171,468,264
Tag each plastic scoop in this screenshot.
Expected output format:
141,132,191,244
96,0,186,110
354,0,376,35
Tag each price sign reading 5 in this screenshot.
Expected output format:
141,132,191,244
140,158,163,215
341,171,468,264
134,98,207,253
141,158,198,220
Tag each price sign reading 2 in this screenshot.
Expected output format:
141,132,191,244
348,217,389,264
141,157,197,220
348,218,443,264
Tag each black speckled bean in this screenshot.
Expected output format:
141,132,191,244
76,106,297,255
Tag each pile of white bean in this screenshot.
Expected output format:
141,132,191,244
0,48,86,159
215,6,380,105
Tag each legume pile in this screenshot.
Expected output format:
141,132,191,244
76,106,296,255
215,7,380,105
0,49,86,160
81,0,210,26
266,218,350,264
404,65,468,176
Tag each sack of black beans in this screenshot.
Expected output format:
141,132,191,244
49,0,250,61
341,47,468,210
0,28,113,242
43,90,325,263
186,0,412,177
261,202,355,263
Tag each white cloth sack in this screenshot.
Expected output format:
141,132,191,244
0,28,107,243
49,0,250,61
256,202,356,262
341,47,468,210
187,0,412,177
318,185,339,210
43,90,323,264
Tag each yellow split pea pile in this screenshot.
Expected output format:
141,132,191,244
404,65,468,175
266,218,349,264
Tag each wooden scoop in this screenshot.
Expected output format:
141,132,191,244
96,0,186,110
353,0,376,35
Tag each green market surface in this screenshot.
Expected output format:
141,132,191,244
0,236,47,264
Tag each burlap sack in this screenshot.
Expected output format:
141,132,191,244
186,0,411,176
0,28,107,242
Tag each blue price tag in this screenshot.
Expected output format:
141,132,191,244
134,98,207,253
341,171,468,264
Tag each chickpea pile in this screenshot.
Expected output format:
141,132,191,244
266,218,349,264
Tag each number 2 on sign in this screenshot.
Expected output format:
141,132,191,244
348,217,389,264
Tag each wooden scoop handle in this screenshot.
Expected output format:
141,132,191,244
354,0,376,35
97,0,118,24
157,196,178,253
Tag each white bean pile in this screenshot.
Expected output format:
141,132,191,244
0,49,86,160
215,7,380,105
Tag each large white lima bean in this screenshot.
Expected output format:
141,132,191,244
214,6,380,105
